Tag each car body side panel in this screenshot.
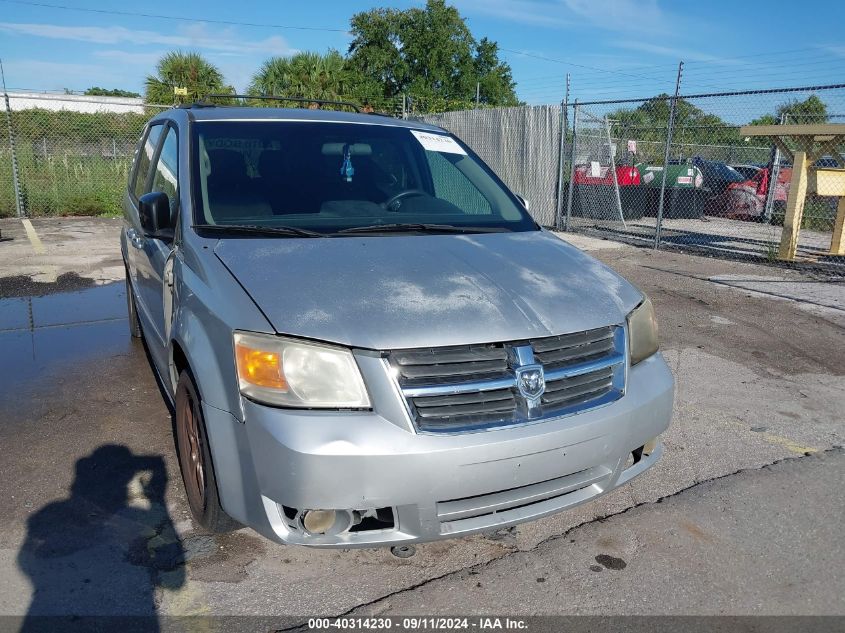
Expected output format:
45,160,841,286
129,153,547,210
169,240,274,414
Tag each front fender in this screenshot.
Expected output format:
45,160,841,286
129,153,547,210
169,249,273,418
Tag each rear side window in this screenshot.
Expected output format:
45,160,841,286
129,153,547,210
150,126,179,214
132,124,163,199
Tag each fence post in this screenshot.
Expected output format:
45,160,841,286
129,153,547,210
605,115,626,228
1,59,24,218
563,100,578,231
654,61,684,249
762,112,787,224
555,74,570,230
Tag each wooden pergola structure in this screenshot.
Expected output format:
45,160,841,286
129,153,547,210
739,124,845,260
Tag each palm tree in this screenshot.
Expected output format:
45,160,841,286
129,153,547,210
248,51,352,105
144,52,234,105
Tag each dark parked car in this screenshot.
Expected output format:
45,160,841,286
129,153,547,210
692,158,762,218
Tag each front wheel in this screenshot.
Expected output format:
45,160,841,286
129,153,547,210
174,370,238,533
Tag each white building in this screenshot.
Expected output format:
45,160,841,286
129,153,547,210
4,91,146,114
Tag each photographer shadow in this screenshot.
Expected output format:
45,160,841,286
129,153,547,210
17,444,186,631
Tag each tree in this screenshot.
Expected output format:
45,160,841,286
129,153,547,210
84,87,141,98
347,0,518,110
248,51,355,105
750,95,828,126
474,38,519,107
144,52,233,105
605,95,742,163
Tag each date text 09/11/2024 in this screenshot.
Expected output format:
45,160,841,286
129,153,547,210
307,617,529,630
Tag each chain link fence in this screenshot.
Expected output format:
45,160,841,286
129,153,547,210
2,87,844,274
416,85,845,274
562,87,845,272
0,95,168,218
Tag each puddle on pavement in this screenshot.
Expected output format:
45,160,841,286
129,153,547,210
0,282,134,396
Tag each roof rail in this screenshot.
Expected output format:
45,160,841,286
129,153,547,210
196,94,361,113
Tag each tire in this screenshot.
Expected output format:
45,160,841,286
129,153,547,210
125,266,142,339
174,369,238,533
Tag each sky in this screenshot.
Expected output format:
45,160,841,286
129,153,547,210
1,0,844,109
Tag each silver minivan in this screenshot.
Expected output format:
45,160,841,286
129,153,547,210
122,103,673,548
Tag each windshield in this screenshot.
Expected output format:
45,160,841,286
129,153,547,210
190,121,537,235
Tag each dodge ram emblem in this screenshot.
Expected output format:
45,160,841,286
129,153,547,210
515,365,545,401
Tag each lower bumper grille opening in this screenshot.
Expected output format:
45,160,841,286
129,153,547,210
437,465,612,531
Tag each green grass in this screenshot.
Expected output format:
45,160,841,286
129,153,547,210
770,198,838,232
0,147,131,217
0,107,148,218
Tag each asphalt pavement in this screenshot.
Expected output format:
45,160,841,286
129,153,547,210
0,217,843,627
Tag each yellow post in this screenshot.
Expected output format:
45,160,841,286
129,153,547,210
831,196,845,256
778,151,809,261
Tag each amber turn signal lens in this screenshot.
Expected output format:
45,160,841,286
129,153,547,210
235,342,288,390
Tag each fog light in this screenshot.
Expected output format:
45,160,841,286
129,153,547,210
643,437,659,456
302,510,337,534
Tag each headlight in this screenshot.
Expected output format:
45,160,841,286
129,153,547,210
233,331,370,408
627,296,659,365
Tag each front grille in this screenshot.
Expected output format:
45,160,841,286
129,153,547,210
542,366,615,408
531,326,615,370
391,344,509,385
388,325,626,433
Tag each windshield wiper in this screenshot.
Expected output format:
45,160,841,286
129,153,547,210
335,223,509,235
192,224,324,238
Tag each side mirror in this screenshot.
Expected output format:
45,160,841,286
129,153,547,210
516,195,530,211
138,191,173,241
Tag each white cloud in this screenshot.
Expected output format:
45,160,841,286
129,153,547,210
93,50,164,66
3,59,131,91
453,0,571,28
561,0,667,32
0,21,294,56
612,40,741,65
454,0,672,33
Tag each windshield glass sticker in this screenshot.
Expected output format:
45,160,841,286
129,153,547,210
411,130,467,155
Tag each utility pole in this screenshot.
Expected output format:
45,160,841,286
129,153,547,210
654,61,684,249
1,59,23,218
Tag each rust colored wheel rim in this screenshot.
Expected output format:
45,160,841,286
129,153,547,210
178,388,206,513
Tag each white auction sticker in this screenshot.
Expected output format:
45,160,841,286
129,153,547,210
411,130,467,155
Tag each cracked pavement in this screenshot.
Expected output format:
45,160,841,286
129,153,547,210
0,218,843,620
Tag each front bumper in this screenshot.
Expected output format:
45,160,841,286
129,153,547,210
204,353,674,548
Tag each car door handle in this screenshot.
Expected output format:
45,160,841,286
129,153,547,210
126,227,144,249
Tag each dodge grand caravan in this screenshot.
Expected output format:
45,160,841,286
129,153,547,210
122,102,674,548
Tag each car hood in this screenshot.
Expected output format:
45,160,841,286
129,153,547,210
214,230,643,350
